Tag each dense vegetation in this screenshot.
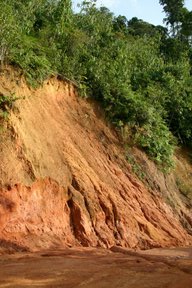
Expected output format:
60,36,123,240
1,0,192,170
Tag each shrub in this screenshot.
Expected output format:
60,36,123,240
0,93,17,121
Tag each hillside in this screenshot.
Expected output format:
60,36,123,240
0,68,192,253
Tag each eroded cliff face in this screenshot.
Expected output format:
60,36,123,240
0,69,192,252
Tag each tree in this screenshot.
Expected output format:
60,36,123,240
113,15,128,34
159,0,184,35
0,1,20,66
127,17,158,37
180,8,192,43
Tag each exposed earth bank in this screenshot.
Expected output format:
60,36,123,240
0,68,192,252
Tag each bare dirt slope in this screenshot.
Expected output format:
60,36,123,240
0,68,192,252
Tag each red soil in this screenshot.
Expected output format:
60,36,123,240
0,68,192,252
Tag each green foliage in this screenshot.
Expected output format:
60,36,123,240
10,35,54,87
159,0,192,41
159,0,184,34
0,1,20,66
1,0,192,170
126,153,146,181
127,17,158,37
0,93,17,121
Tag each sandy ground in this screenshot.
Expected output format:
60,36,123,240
0,247,192,288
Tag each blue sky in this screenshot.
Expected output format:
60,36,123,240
72,0,192,26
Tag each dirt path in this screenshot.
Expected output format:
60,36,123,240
0,247,192,288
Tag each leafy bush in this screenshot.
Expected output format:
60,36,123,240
10,35,54,87
0,93,17,121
